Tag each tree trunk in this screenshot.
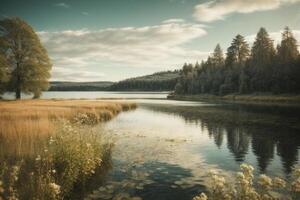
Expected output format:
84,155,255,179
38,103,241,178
15,82,21,100
15,63,21,100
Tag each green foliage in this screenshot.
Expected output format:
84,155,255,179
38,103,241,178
49,81,114,91
175,27,300,96
0,54,9,94
110,70,180,91
0,17,52,99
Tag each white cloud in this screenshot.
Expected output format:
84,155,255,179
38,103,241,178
52,68,105,82
194,0,300,22
162,18,186,24
54,2,70,8
38,20,209,81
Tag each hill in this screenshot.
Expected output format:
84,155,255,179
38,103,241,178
49,81,114,91
108,70,180,91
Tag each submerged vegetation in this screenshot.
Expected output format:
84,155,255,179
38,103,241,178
194,164,300,200
0,100,136,199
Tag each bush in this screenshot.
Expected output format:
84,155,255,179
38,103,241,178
194,163,300,200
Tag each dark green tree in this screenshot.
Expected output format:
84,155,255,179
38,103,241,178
211,44,225,66
225,34,250,67
278,27,299,63
0,54,9,94
249,27,276,92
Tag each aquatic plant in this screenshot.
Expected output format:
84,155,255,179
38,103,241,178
193,164,300,200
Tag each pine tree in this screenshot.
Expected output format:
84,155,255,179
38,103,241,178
211,44,225,66
251,27,276,67
250,27,276,91
0,17,52,99
225,35,250,67
278,27,299,63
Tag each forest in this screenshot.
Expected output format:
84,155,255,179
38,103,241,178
109,70,179,91
174,27,300,96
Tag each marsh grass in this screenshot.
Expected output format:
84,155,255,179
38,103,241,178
0,100,136,156
0,99,136,199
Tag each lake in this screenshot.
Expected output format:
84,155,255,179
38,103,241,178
2,91,300,199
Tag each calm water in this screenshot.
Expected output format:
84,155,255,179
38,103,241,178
3,91,300,199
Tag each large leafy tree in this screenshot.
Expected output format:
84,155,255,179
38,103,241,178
0,54,9,94
0,17,52,99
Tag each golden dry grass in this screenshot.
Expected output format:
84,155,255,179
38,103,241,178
0,99,136,156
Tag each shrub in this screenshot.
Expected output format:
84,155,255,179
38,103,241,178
194,163,300,200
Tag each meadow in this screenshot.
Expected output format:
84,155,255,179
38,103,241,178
0,100,136,199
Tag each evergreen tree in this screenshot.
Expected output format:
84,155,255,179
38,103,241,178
249,27,276,92
0,17,52,99
275,27,300,93
225,34,250,67
211,44,225,66
278,27,299,63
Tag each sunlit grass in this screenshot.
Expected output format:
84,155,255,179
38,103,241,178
0,100,136,156
0,99,136,199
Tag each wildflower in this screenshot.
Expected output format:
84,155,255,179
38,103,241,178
52,169,56,174
49,136,55,144
35,155,41,161
236,172,245,180
273,177,286,188
291,178,300,192
193,193,208,200
294,169,300,178
208,169,218,176
258,174,272,190
49,182,60,195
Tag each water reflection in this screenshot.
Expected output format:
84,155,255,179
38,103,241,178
142,102,300,175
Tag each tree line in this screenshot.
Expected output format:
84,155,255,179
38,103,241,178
175,27,300,96
109,71,179,91
0,17,51,99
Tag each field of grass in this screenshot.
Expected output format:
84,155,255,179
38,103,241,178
0,100,136,199
0,100,136,155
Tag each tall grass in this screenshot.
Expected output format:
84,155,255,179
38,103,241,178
0,100,136,156
0,99,136,199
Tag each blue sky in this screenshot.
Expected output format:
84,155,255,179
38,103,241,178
1,0,300,81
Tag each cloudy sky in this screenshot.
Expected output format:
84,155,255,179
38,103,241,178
1,0,300,82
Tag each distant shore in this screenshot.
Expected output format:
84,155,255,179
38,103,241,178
167,93,300,104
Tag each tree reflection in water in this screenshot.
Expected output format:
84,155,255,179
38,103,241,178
143,102,300,175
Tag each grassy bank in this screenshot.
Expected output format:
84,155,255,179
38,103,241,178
168,94,300,104
0,100,136,199
0,100,136,156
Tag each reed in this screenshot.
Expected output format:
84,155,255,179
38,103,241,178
0,100,136,156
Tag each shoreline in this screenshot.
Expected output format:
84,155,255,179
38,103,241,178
167,94,300,105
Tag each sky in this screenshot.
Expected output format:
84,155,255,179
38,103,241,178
1,0,300,82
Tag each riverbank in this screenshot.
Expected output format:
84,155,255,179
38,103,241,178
167,94,300,104
0,100,136,199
